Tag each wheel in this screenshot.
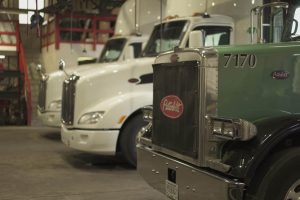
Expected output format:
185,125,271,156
246,147,300,200
120,113,147,167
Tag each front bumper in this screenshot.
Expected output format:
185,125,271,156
137,145,245,200
37,109,61,127
61,125,119,155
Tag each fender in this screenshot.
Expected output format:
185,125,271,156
221,114,300,184
74,91,153,129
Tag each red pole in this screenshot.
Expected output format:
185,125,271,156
55,15,60,49
92,16,96,51
47,19,49,51
15,22,20,52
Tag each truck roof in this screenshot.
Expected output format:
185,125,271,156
155,14,234,27
106,35,149,43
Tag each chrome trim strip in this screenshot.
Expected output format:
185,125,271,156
61,74,80,126
199,49,220,167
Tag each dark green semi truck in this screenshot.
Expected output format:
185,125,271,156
137,1,300,200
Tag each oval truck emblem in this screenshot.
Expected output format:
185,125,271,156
170,54,179,63
128,78,139,83
271,70,289,80
160,95,184,119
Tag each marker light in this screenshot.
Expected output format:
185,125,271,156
142,106,153,122
209,117,257,141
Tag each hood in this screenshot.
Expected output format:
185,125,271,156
76,57,154,81
44,61,115,111
65,62,102,75
72,57,155,127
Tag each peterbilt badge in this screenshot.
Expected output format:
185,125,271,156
170,54,179,63
271,70,289,80
160,95,184,119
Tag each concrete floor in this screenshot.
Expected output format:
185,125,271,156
0,127,166,200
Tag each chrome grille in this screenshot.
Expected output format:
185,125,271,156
61,75,79,125
151,48,219,167
38,79,47,112
152,61,200,159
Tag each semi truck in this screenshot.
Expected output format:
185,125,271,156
37,35,147,127
137,1,300,200
37,0,167,127
60,13,236,166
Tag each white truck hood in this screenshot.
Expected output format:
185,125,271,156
44,62,113,111
71,57,155,128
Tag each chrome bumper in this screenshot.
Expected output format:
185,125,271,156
137,145,245,200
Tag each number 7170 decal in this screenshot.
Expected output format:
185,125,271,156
223,54,257,68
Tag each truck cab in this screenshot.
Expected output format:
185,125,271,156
37,35,147,127
60,14,235,166
137,1,300,200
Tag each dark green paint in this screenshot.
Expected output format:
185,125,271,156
216,42,300,122
214,42,300,182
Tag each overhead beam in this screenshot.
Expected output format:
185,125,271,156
0,8,37,15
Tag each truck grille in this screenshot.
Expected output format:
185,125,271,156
61,75,79,125
38,79,47,112
152,61,200,158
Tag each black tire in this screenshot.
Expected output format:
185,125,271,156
246,147,300,200
120,113,147,167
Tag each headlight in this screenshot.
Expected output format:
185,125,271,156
48,100,62,110
142,106,153,122
210,117,257,141
78,111,105,124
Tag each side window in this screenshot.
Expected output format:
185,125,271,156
292,7,300,37
273,10,284,43
193,26,231,47
130,42,143,58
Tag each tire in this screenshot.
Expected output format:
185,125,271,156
120,113,147,167
246,147,300,200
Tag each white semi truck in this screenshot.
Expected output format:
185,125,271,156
37,0,166,127
37,35,148,127
61,14,235,166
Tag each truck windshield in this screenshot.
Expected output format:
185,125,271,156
291,7,300,38
194,26,231,46
142,20,188,57
98,38,127,63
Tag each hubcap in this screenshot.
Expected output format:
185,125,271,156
285,179,300,200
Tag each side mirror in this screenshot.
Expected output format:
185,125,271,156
58,59,66,71
36,64,48,81
292,19,299,36
125,45,135,60
189,30,204,48
36,64,42,72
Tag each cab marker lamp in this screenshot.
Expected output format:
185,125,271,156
78,111,105,125
142,106,153,122
209,116,257,141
